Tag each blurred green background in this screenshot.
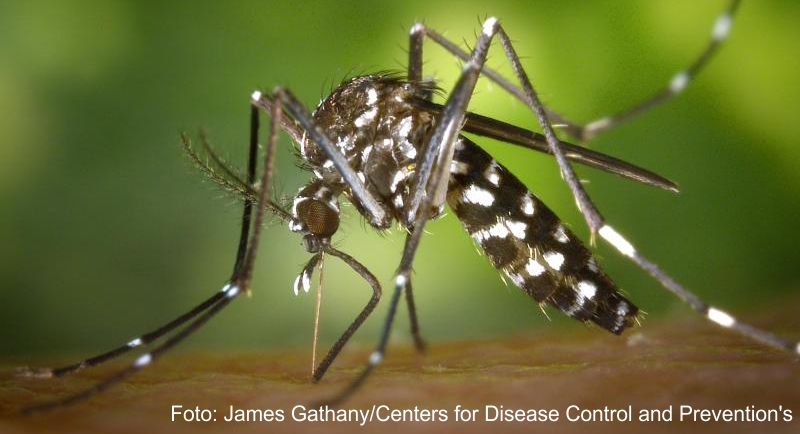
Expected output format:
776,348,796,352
1,0,798,357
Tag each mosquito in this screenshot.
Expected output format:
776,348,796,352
20,0,797,413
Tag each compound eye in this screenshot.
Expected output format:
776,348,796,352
296,198,339,238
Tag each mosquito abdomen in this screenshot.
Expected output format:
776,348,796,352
447,137,638,334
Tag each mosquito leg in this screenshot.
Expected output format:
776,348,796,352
250,93,305,146
18,105,265,383
408,22,424,84
311,247,381,382
235,91,282,291
23,285,241,414
412,0,740,141
578,0,742,140
315,241,407,406
404,279,426,352
16,291,227,379
604,226,799,355
405,17,501,224
23,92,283,413
230,104,262,279
409,21,577,128
492,24,606,238
405,21,431,354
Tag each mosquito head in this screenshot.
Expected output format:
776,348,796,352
289,179,341,253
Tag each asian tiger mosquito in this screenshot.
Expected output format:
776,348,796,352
19,0,798,413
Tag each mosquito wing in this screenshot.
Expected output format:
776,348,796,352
413,98,678,192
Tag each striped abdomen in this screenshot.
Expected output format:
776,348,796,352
447,137,638,334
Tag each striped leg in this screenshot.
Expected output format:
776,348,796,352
16,291,227,380
408,0,742,141
575,0,742,140
23,285,241,414
602,228,800,355
22,90,283,413
17,108,274,384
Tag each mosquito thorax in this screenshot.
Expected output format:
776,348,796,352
299,74,440,229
